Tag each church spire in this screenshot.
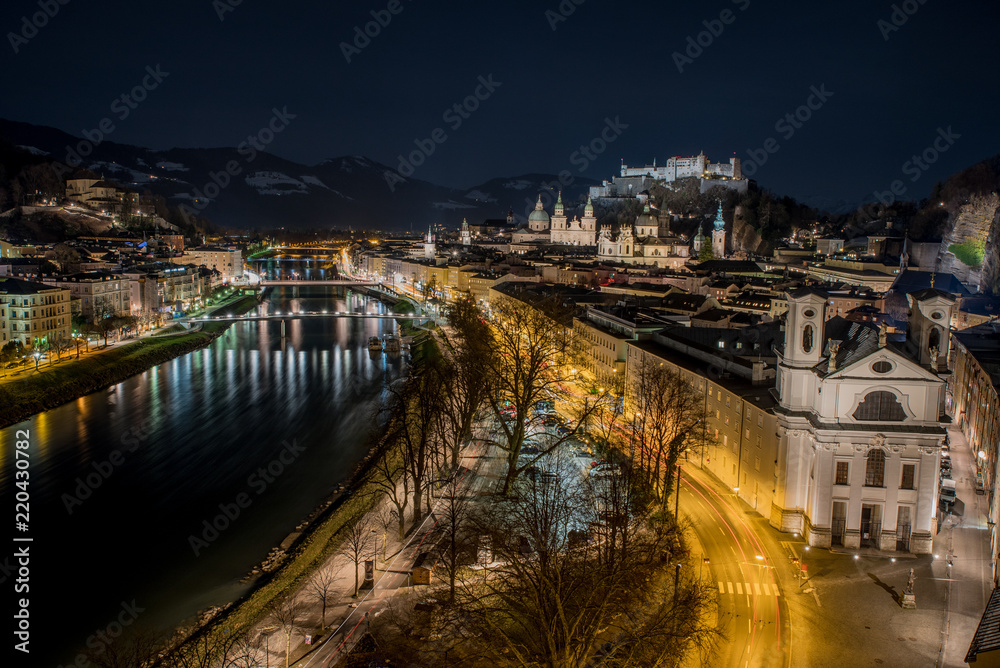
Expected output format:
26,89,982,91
713,200,725,231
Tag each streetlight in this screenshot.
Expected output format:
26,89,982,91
33,351,41,371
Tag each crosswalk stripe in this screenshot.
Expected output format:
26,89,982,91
718,581,782,597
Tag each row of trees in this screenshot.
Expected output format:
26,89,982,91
353,293,717,666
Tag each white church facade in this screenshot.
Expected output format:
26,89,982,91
771,287,954,554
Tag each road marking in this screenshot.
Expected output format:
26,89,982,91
754,582,762,596
745,583,752,597
719,582,726,593
729,582,734,594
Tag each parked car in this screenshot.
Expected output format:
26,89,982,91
940,478,957,508
519,445,540,456
555,425,571,436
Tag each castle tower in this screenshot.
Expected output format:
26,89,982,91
551,192,567,231
424,225,436,259
777,288,828,411
460,218,471,246
711,200,726,258
528,195,550,232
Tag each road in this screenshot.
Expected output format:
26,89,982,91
681,466,791,668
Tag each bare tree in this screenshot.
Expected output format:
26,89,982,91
304,566,338,628
451,294,602,495
342,515,374,598
628,358,704,511
163,626,242,668
373,504,397,561
385,369,443,526
436,475,471,603
265,597,301,668
447,456,718,667
369,440,410,542
83,627,163,668
225,632,263,668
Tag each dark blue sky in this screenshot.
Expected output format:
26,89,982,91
2,0,998,206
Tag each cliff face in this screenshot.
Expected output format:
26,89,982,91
935,192,998,293
732,205,771,256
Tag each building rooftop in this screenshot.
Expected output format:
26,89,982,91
0,276,62,295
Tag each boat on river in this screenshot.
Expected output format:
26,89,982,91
367,336,383,351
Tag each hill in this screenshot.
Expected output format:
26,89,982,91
0,118,598,231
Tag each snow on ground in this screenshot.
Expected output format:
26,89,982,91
244,171,309,196
156,161,189,172
300,175,330,190
17,145,49,156
503,179,533,190
88,161,158,185
136,157,148,167
464,189,496,202
433,201,477,210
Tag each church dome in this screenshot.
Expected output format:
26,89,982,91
528,195,550,223
635,202,657,229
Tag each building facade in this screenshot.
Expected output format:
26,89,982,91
0,277,72,348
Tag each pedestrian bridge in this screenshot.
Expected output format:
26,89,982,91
189,311,431,323
258,280,380,286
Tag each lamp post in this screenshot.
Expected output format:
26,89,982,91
33,351,41,371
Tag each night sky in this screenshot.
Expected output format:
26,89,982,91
2,0,998,207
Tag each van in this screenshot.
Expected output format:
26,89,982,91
940,478,957,507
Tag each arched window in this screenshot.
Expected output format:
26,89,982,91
865,449,886,487
802,324,814,353
853,391,906,421
928,327,941,354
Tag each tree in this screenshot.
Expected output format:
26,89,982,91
455,294,600,495
385,369,444,526
697,242,715,262
372,504,397,561
265,596,301,668
342,515,374,598
628,359,704,511
369,439,411,542
304,566,338,628
436,475,471,604
449,454,717,667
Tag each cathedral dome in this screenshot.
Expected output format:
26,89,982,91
528,195,550,223
635,202,657,230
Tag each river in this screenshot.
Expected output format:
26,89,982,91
0,284,406,667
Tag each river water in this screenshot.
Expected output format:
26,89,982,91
0,284,405,667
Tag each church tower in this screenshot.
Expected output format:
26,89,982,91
581,195,596,231
777,288,828,411
551,192,567,231
424,225,436,259
460,218,471,246
711,200,727,258
905,287,956,369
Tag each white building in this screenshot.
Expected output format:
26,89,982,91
167,246,243,283
597,202,690,269
772,287,954,554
